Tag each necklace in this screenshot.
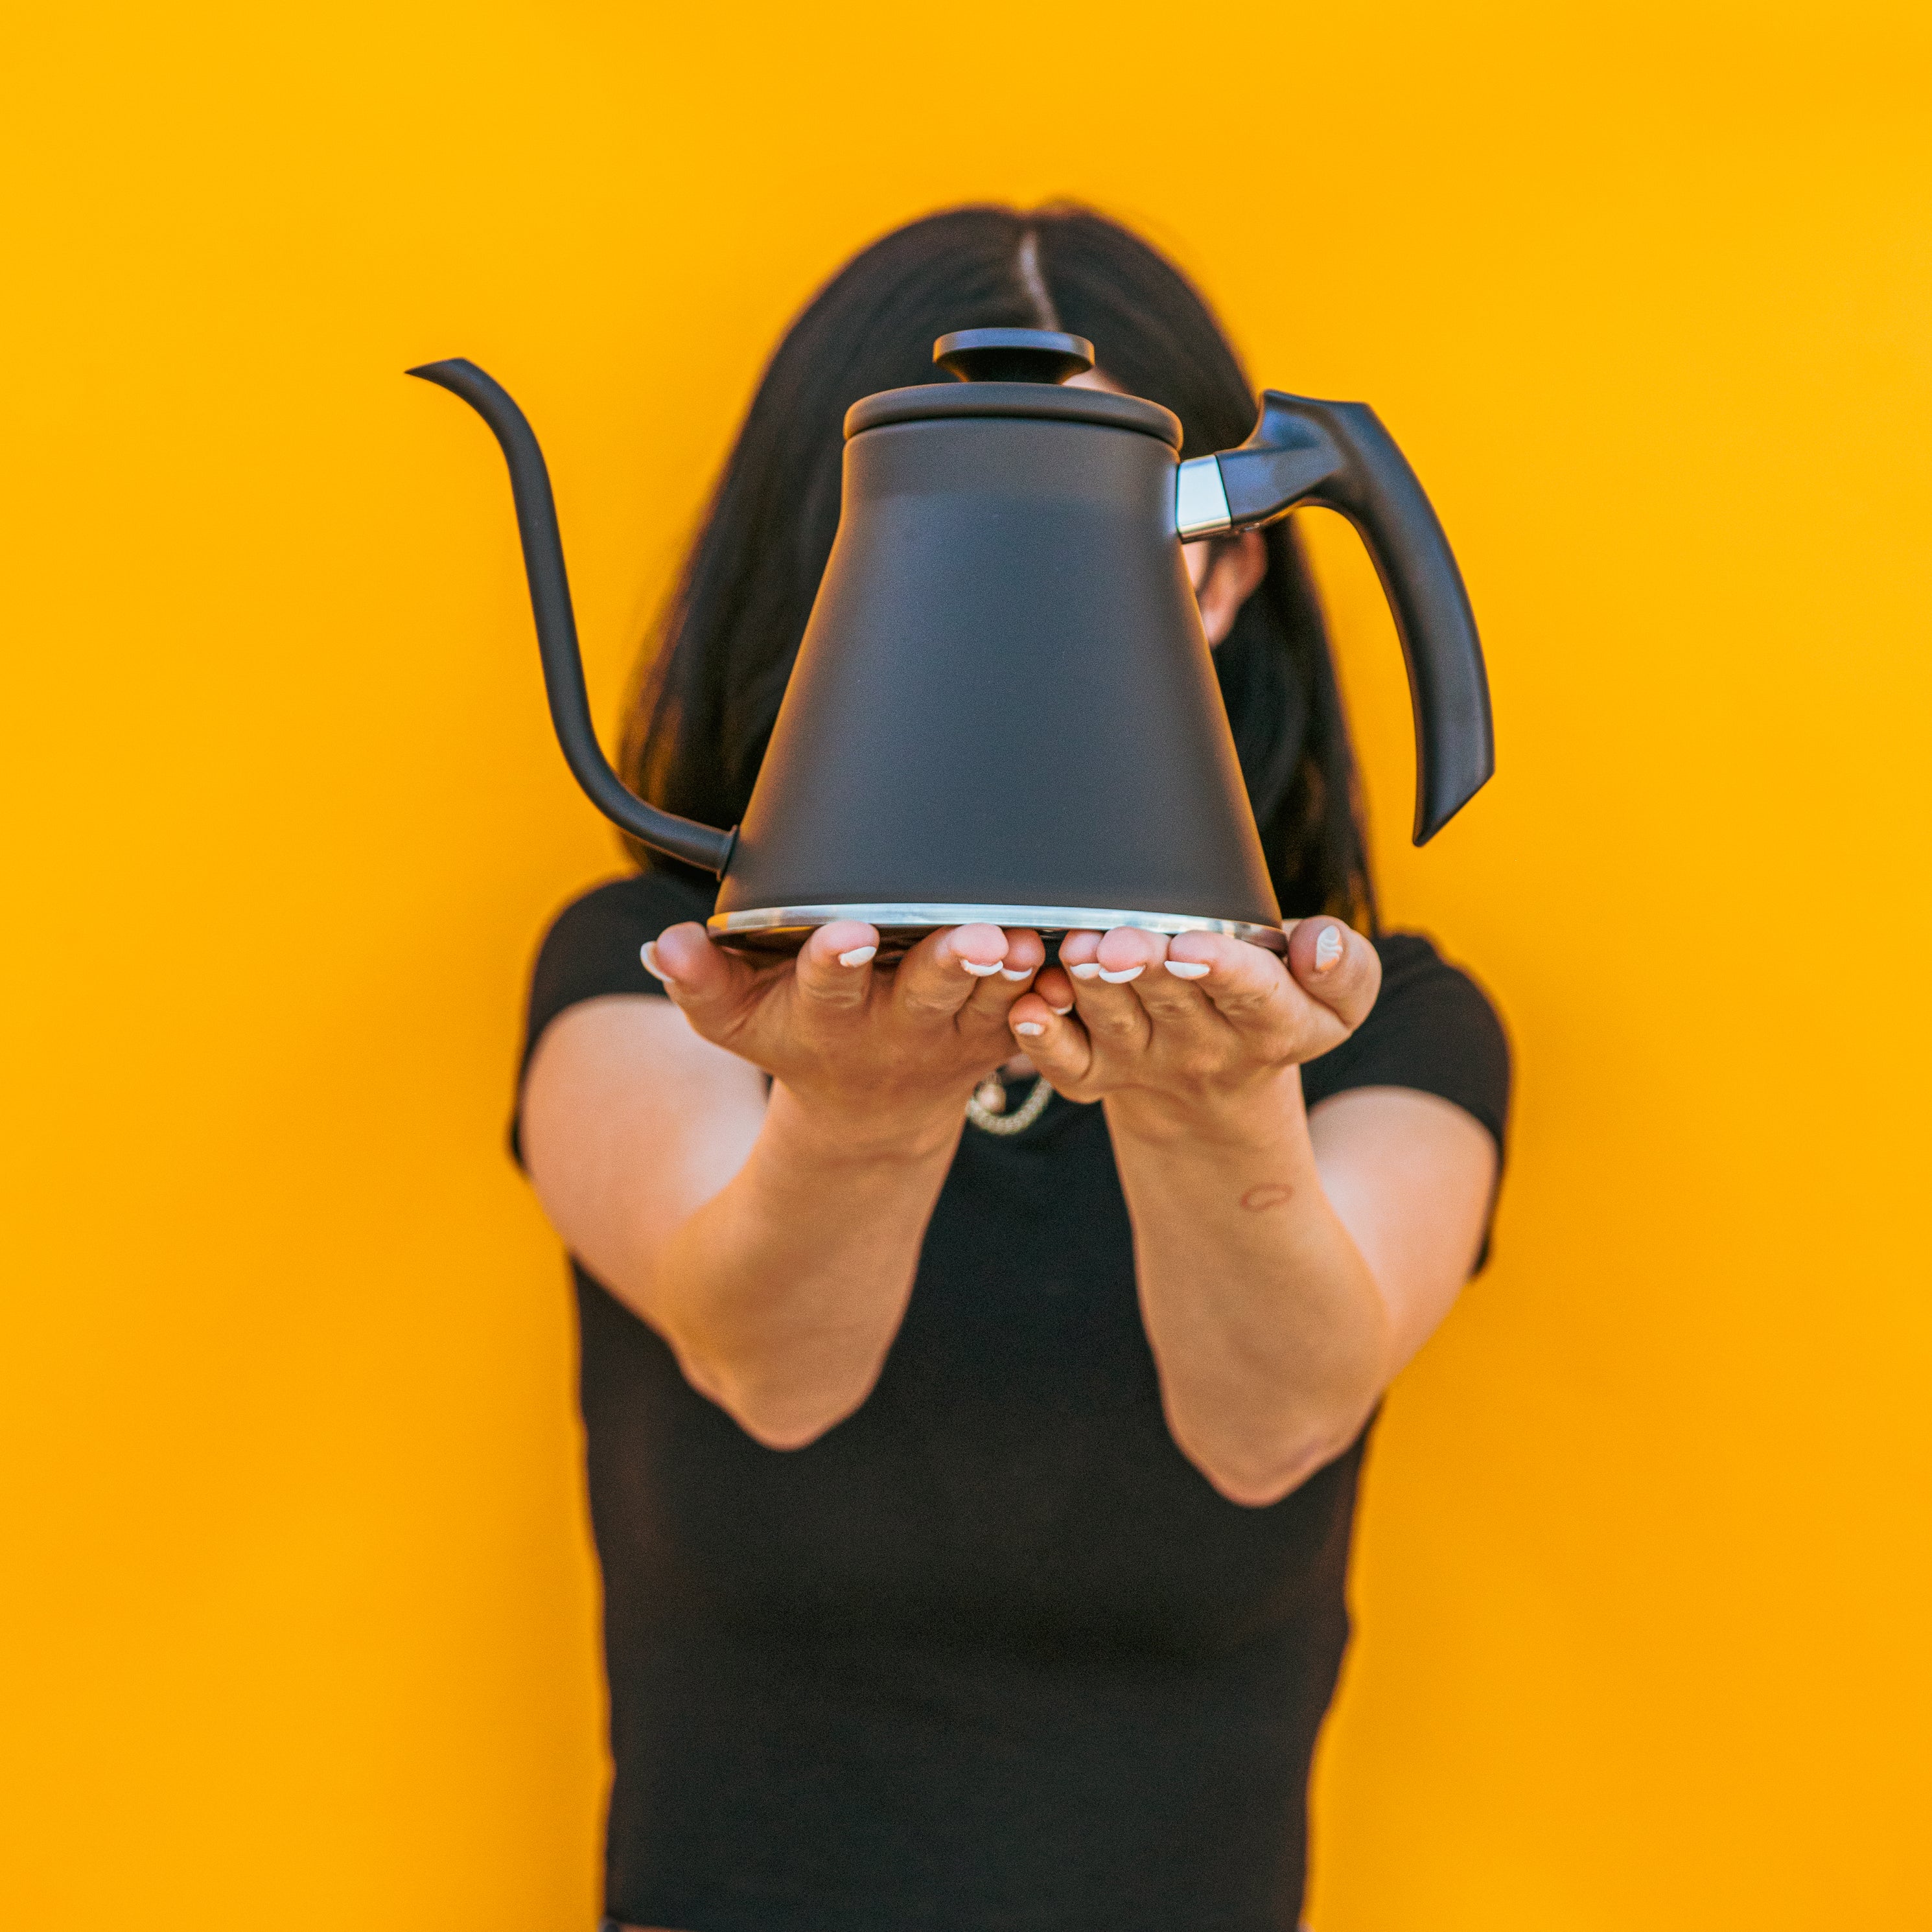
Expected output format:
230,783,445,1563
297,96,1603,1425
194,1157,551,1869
965,1073,1054,1136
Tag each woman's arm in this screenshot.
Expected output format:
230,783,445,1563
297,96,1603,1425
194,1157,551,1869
520,920,1043,1449
1013,924,1496,1506
1308,1084,1497,1373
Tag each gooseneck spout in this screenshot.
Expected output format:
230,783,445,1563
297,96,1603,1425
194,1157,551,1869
407,358,736,876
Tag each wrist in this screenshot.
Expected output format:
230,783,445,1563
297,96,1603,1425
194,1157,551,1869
766,1078,965,1167
1105,1065,1312,1154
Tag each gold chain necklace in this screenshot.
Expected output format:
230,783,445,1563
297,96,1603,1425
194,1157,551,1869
965,1073,1054,1136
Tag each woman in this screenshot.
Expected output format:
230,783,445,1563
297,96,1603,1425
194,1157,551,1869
516,205,1509,1932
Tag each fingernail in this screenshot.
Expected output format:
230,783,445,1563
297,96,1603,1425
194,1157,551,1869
1164,960,1211,980
961,959,1003,977
640,942,672,983
999,966,1034,982
1314,925,1344,971
1048,1003,1073,1016
1097,965,1144,984
837,945,877,968
1069,962,1104,981
1014,1020,1045,1038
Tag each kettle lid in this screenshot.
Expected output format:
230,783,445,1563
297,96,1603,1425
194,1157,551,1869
933,327,1095,383
843,327,1183,448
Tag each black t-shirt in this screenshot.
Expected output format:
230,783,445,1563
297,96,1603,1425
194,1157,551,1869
516,870,1510,1932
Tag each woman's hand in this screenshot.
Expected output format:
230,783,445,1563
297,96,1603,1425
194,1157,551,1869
1009,918,1381,1133
647,919,1046,1148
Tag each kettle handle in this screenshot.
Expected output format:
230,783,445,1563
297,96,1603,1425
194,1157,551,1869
1193,392,1495,844
407,358,737,876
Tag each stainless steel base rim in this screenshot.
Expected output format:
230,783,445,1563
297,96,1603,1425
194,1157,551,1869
707,902,1289,953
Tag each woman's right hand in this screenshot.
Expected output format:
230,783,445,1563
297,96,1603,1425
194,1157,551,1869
645,920,1047,1145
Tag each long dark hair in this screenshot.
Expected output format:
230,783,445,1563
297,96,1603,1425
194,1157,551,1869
619,203,1376,927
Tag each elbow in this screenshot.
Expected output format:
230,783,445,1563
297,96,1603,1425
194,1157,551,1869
732,1399,865,1453
674,1347,885,1453
1173,1412,1374,1509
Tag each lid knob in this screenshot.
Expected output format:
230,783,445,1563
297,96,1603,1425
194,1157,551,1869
933,327,1095,384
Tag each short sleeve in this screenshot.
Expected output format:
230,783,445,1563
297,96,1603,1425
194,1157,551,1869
509,867,716,1163
1299,932,1511,1162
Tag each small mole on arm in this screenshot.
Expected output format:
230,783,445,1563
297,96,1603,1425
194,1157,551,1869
1240,1183,1294,1211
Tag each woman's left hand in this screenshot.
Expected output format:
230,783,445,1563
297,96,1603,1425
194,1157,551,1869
1011,918,1382,1126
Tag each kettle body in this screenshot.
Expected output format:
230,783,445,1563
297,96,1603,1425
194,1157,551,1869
410,327,1493,953
714,379,1282,950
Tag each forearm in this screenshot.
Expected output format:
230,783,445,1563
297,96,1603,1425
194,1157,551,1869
649,1080,962,1447
1108,1070,1393,1505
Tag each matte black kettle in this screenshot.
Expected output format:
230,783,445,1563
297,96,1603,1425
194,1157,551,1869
411,327,1491,953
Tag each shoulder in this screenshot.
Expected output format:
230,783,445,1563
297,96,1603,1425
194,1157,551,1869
511,867,719,1163
1302,930,1512,1155
525,867,715,1052
1370,932,1502,1029
537,867,714,971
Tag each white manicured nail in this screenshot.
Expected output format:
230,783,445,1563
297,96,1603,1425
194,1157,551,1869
1014,1020,1045,1038
999,966,1033,982
1164,960,1211,980
1097,965,1144,984
961,959,1003,977
1048,1002,1073,1016
837,945,877,968
1314,925,1344,970
1069,962,1104,981
640,942,669,983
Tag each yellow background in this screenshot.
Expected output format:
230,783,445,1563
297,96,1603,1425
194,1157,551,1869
5,3,1928,1926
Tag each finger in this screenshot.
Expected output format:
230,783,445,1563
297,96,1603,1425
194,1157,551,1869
1058,929,1102,973
789,920,885,1016
1094,926,1221,1029
890,922,1010,1021
1164,930,1305,1047
1033,964,1075,1016
1006,990,1093,1086
1283,918,1380,1031
1065,927,1158,1053
963,928,1046,1021
642,922,770,1037
997,929,1046,984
